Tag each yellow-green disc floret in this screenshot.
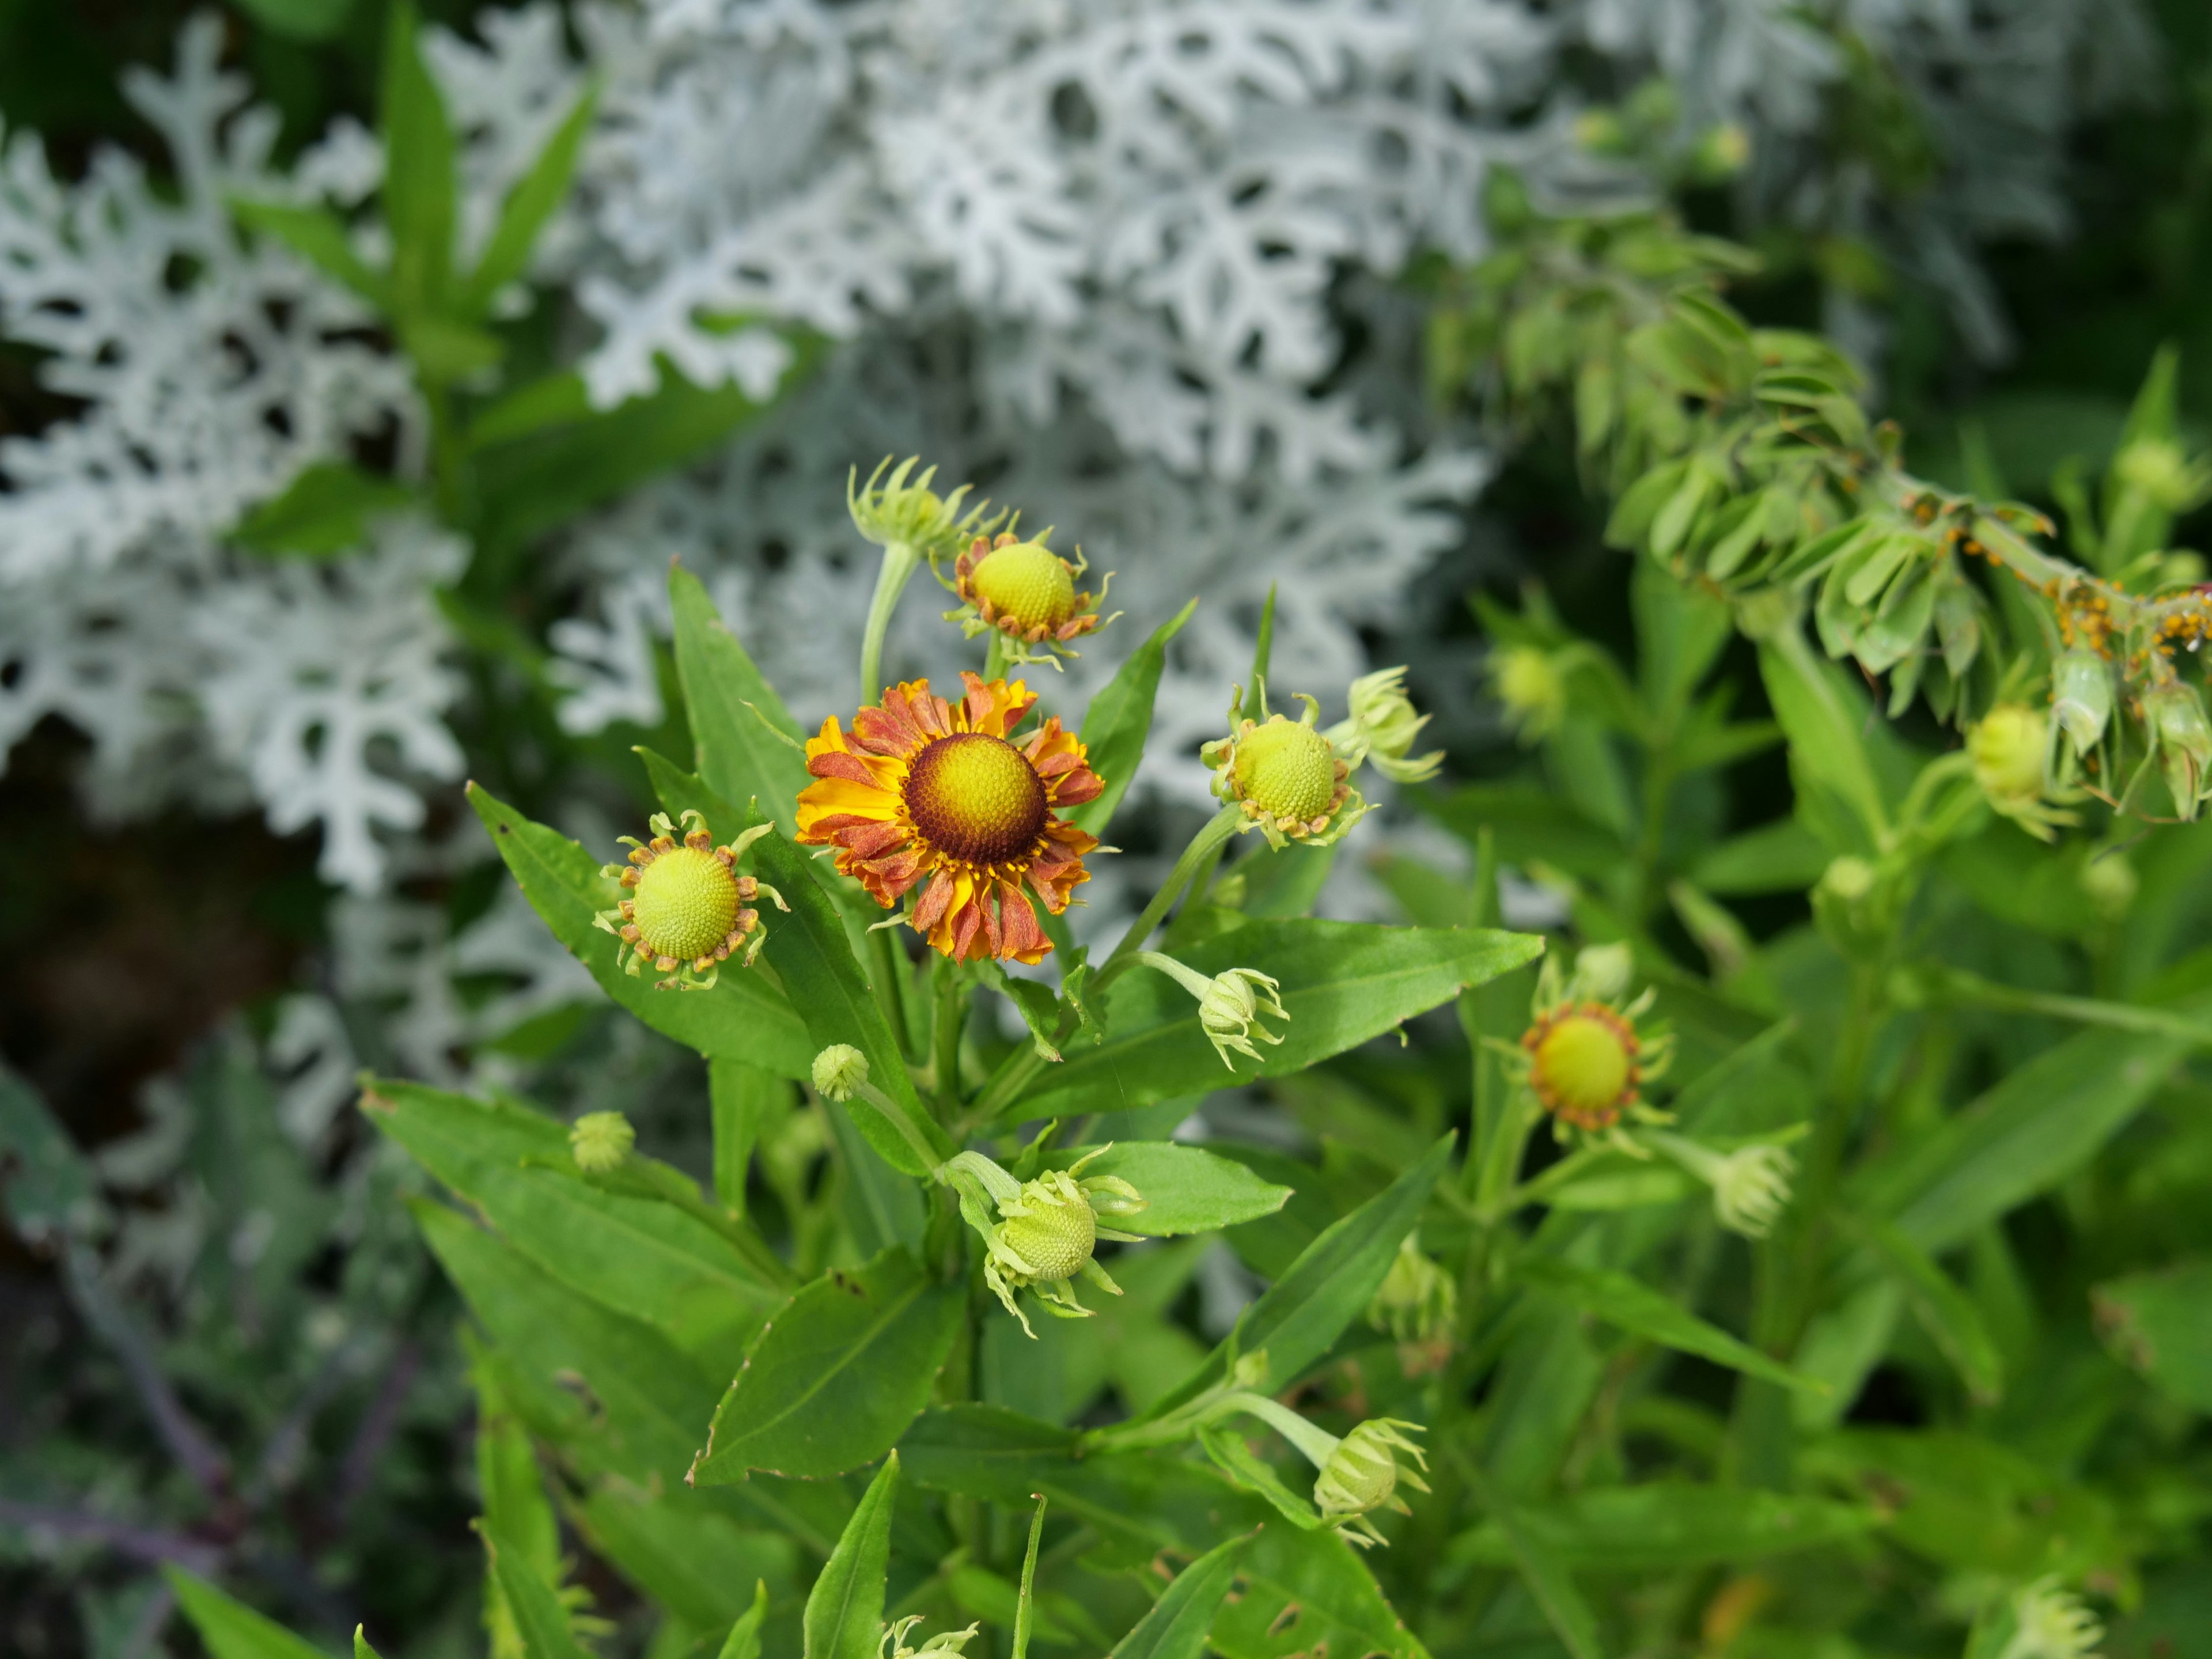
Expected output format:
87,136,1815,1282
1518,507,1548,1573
594,810,785,991
997,1192,1096,1283
970,539,1077,632
1234,717,1339,823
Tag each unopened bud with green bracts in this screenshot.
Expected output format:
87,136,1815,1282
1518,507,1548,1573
1207,1391,1430,1548
1134,952,1290,1069
1645,1130,1800,1238
942,1148,1146,1338
1367,1235,1456,1370
1327,666,1444,784
847,455,1002,562
2144,679,2212,820
570,1112,636,1173
880,1618,979,1659
2050,648,2113,754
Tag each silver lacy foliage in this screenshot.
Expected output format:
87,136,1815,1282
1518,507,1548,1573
0,0,2153,1022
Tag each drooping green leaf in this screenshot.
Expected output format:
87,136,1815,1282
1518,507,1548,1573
164,1569,336,1659
1009,922,1543,1122
1066,599,1198,836
411,1197,721,1483
226,199,388,307
380,2,456,316
232,462,419,559
1519,1256,1827,1396
668,565,812,838
2093,1259,2212,1411
1210,1524,1426,1659
572,1482,797,1631
1854,1020,2190,1254
466,782,813,1077
692,1248,962,1482
365,1080,778,1365
484,1522,594,1659
1037,1143,1291,1236
802,1453,900,1659
460,84,600,314
1449,1482,1881,1571
1141,1134,1453,1420
1104,1532,1253,1659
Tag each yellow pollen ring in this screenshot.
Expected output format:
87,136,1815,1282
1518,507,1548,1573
903,732,1050,865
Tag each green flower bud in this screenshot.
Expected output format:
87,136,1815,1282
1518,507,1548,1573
812,1044,869,1102
2081,851,2138,921
1819,855,1877,904
570,1112,636,1173
1994,1577,2102,1659
1331,666,1444,784
1488,644,1568,740
1969,703,2049,808
1571,942,1635,1004
952,1147,1147,1338
2113,437,2210,514
847,455,994,560
1312,1419,1430,1547
1647,1132,1796,1238
1135,953,1290,1069
2145,681,2212,817
2050,649,2113,752
1368,1235,1456,1363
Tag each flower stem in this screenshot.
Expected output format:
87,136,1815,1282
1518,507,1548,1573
1214,1391,1342,1467
859,539,923,703
1092,806,1244,994
983,628,1010,683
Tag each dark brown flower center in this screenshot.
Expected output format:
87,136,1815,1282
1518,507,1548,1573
904,732,1049,865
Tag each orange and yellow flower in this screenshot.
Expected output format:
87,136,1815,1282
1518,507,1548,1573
796,674,1102,963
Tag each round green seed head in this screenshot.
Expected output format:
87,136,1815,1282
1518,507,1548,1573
631,845,741,962
1232,718,1338,823
999,1188,1096,1282
971,540,1077,631
1969,703,2047,805
570,1111,636,1173
1532,1014,1632,1120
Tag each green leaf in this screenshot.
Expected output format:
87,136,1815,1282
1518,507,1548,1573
712,1059,789,1216
1195,1426,1324,1528
572,1482,797,1630
1012,923,1542,1122
692,1248,961,1482
232,462,419,559
1067,599,1198,836
364,1080,778,1365
1142,1135,1453,1419
1757,633,1889,845
803,1453,900,1659
411,1196,721,1483
1853,1019,2192,1253
164,1569,336,1659
233,0,353,41
668,566,811,838
1689,819,1828,895
472,358,809,570
1105,1532,1254,1659
1210,1525,1426,1659
1449,1482,1880,1571
823,1098,927,1255
1519,1256,1827,1396
0,1063,104,1246
355,1630,382,1659
1421,785,1623,880
718,1582,771,1659
465,782,814,1077
227,199,388,307
485,1523,594,1659
398,313,505,381
473,1354,562,1653
1038,1143,1291,1236
380,2,456,315
1853,1217,2006,1405
2093,1259,2212,1411
461,84,600,315
1454,1458,1603,1659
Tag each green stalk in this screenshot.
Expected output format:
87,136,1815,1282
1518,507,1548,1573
859,539,923,703
933,957,968,1113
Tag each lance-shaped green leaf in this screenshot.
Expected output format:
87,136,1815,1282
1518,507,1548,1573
1853,1020,2191,1254
1139,1134,1453,1422
1037,1143,1291,1236
804,1453,901,1659
1105,1532,1253,1659
1449,1481,1881,1571
572,1482,797,1631
1453,1457,1603,1659
232,462,419,559
719,1582,771,1659
2093,1259,2212,1412
1067,598,1198,836
1518,1256,1827,1396
484,1522,594,1659
713,1059,789,1216
1851,1215,2005,1406
228,199,389,309
459,84,600,315
365,1080,778,1365
164,1569,335,1659
380,2,456,316
412,1198,720,1483
468,782,813,1075
1008,923,1543,1122
1210,1525,1426,1659
671,565,812,836
692,1248,962,1482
